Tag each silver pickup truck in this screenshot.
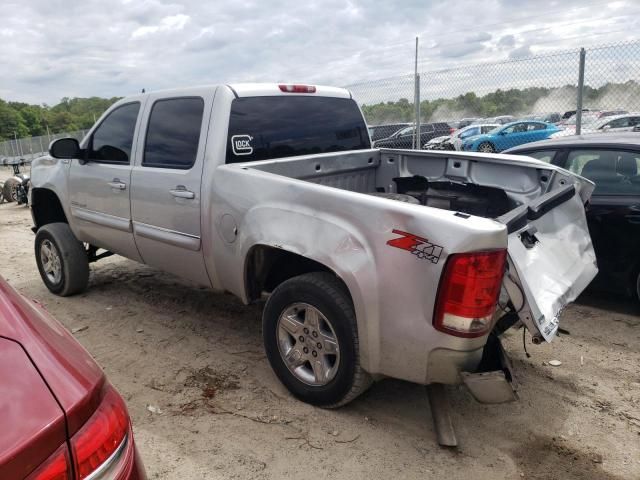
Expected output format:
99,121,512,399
30,83,597,419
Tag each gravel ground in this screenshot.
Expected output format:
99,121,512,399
1,176,639,479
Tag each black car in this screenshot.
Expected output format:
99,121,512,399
373,122,451,149
367,123,411,142
505,134,640,301
561,108,592,120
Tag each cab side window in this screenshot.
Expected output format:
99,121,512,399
143,97,205,169
89,102,140,164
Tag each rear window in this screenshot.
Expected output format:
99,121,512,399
226,96,370,163
566,149,640,195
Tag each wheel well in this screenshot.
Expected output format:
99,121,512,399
245,245,338,302
31,188,68,229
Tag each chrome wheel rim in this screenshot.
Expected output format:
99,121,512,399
40,239,62,284
479,143,493,153
277,302,340,386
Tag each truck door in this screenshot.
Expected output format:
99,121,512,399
68,101,143,261
130,91,215,287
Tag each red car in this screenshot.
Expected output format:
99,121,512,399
0,276,146,479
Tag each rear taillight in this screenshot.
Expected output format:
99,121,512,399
26,444,71,480
72,385,129,479
449,127,456,134
278,84,316,93
26,385,130,480
434,250,507,338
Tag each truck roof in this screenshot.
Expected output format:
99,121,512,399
135,83,352,99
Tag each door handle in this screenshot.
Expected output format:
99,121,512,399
108,179,126,190
170,186,195,199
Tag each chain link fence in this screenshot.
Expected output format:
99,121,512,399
0,130,87,164
3,40,640,159
348,40,640,152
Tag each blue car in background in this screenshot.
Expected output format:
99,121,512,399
462,121,560,153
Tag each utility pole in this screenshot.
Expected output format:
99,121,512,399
413,37,421,149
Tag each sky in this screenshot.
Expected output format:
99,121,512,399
1,0,639,105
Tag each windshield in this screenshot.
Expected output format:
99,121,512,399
566,112,599,126
226,96,370,163
396,126,414,136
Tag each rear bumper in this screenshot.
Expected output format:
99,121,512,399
117,429,146,480
426,346,485,384
426,336,518,404
96,427,146,480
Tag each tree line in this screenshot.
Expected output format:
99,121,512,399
0,97,120,141
1,80,637,140
360,81,640,125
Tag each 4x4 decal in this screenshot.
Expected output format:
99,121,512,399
387,229,443,264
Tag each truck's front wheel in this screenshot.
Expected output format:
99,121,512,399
35,223,89,296
263,272,371,408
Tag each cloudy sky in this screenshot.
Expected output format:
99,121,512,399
1,0,639,104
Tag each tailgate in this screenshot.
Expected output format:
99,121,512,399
498,177,598,342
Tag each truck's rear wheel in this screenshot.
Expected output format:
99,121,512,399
263,272,371,408
35,223,89,296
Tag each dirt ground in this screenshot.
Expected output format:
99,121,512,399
1,176,639,479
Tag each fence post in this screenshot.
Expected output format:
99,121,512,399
576,47,586,135
415,74,421,149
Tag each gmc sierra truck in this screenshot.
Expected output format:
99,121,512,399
29,84,597,435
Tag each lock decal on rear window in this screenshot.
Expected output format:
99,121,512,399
231,135,253,155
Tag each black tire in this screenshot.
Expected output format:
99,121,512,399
478,142,495,153
263,272,371,408
3,178,19,203
35,223,89,296
0,182,4,204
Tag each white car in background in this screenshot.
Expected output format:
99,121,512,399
423,123,499,150
552,113,640,138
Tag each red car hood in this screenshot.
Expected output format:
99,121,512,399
0,277,105,473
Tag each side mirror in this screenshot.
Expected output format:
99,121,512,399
49,138,81,160
499,130,507,135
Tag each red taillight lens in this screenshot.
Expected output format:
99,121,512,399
26,443,71,480
450,127,456,134
434,250,507,338
71,385,129,479
278,84,316,93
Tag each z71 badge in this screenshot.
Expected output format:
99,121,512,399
387,229,443,264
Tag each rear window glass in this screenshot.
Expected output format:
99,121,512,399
226,96,370,163
566,149,640,195
143,97,204,169
525,150,556,163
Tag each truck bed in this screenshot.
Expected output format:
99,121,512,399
245,147,586,221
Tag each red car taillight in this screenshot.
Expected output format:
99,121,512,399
72,386,129,479
434,250,507,338
26,385,129,480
